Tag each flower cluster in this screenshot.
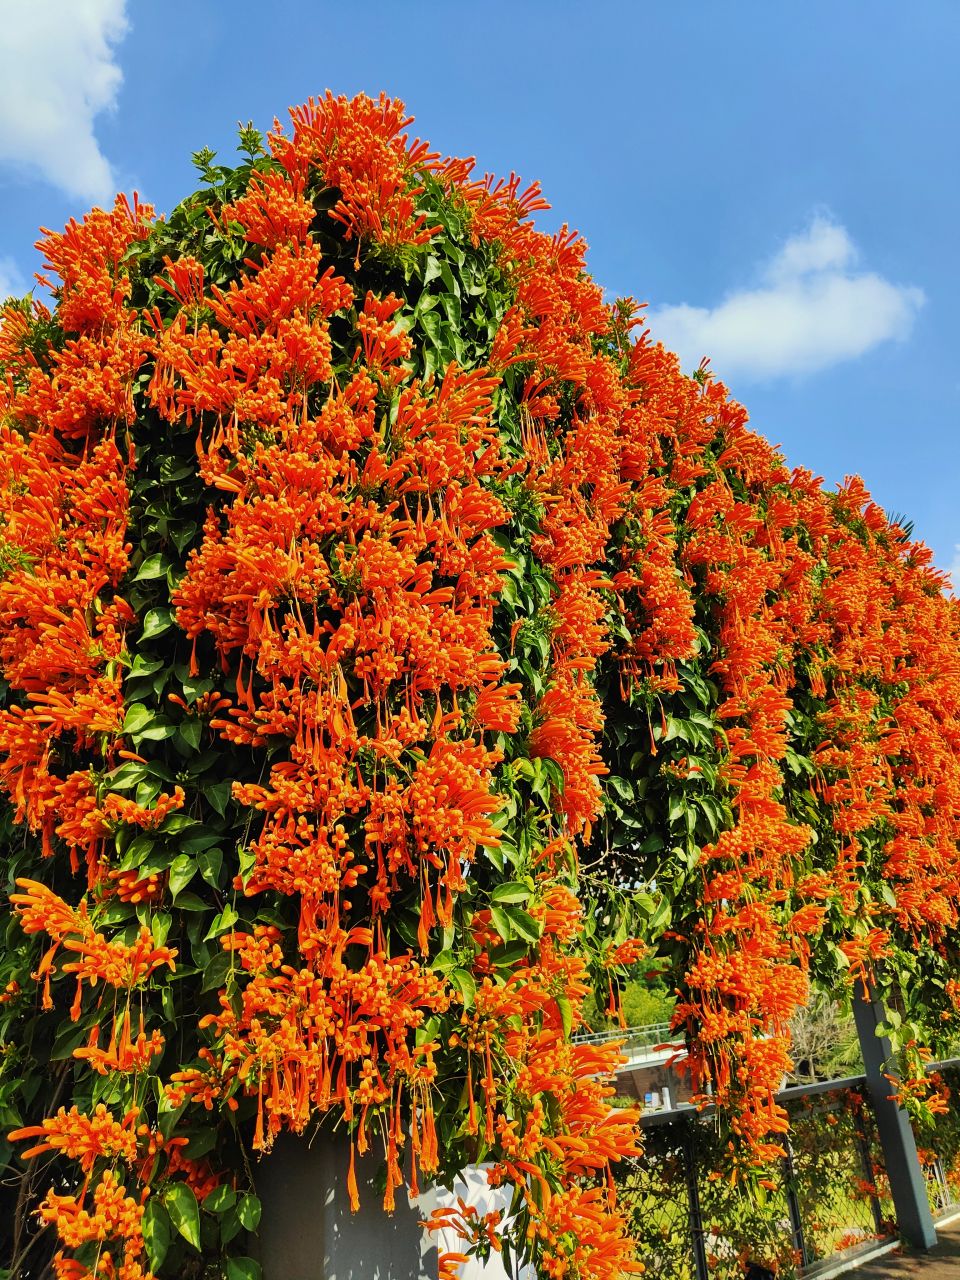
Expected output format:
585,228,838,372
0,89,958,1280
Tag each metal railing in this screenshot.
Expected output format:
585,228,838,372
619,1077,897,1280
573,1020,682,1059
618,1059,960,1280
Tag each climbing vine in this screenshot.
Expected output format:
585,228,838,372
0,91,957,1280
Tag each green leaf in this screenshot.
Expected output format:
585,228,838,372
198,847,224,888
203,1184,237,1214
490,881,532,904
119,834,155,872
153,911,172,947
165,1182,201,1250
488,941,529,969
173,891,209,912
503,907,543,944
142,608,174,640
220,1205,243,1244
171,520,198,553
555,993,573,1041
239,844,256,886
178,716,203,749
667,794,688,823
137,716,176,741
204,780,233,815
185,1127,218,1160
135,554,174,581
541,757,565,795
226,1259,261,1280
431,948,458,973
51,1019,95,1060
140,845,179,876
122,703,153,736
489,905,512,942
143,1200,172,1270
201,950,233,992
161,814,197,834
160,457,194,483
648,897,672,934
168,855,197,898
607,776,634,801
255,906,290,930
130,656,164,676
180,831,221,854
205,906,239,942
237,1194,261,1232
420,310,442,344
449,968,476,1010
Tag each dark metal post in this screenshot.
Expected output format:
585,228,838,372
852,979,937,1248
780,1137,810,1267
682,1119,710,1280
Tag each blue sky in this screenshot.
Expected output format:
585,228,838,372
1,0,956,573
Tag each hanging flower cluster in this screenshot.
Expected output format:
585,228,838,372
0,89,958,1280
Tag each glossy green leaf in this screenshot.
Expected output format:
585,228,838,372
143,1199,171,1270
178,716,203,749
135,553,174,580
503,907,543,944
205,905,239,942
141,607,174,640
226,1258,261,1280
122,703,153,735
489,905,512,941
219,1205,243,1244
201,951,233,992
203,1184,237,1214
204,780,233,815
168,855,196,898
185,1127,218,1159
198,846,224,887
449,968,476,1010
165,1182,201,1250
489,882,531,904
173,891,209,912
237,1194,261,1231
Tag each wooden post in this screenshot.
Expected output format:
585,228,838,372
852,979,937,1248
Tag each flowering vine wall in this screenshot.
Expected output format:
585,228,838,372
0,92,958,1280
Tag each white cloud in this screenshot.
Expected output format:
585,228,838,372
0,0,128,204
948,545,960,595
648,215,925,381
0,256,26,299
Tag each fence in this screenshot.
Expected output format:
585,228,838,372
614,1061,960,1280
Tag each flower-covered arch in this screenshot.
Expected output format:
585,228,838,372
0,93,958,1280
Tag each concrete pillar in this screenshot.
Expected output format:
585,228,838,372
852,978,937,1248
257,1131,438,1280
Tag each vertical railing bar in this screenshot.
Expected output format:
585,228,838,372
931,1155,950,1213
852,1104,886,1238
681,1116,709,1280
780,1135,811,1268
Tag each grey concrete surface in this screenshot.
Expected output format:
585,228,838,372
855,1218,960,1279
257,1130,438,1280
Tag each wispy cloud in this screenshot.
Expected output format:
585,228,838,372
948,545,960,595
648,215,925,381
0,256,26,300
0,0,129,204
